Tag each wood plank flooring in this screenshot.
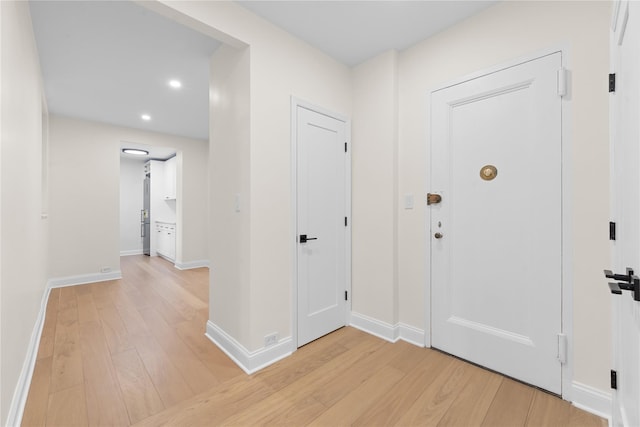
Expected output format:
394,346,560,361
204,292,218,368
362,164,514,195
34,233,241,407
22,255,606,426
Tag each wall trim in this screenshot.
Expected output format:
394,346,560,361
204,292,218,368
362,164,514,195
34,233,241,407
47,271,122,288
350,312,425,347
5,286,51,427
174,259,210,270
398,322,427,347
120,249,143,256
205,321,293,375
571,381,612,423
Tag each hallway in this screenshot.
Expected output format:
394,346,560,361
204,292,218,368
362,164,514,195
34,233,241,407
21,256,606,426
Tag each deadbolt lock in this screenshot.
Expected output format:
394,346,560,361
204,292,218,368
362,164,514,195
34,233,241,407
427,193,442,205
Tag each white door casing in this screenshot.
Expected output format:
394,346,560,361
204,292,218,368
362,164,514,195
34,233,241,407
293,100,350,347
430,52,564,394
609,1,640,425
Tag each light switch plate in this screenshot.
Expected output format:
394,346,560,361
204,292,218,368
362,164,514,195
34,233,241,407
404,194,414,209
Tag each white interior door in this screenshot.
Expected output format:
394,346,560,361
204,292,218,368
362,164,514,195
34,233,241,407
430,52,564,394
296,104,348,347
610,2,640,425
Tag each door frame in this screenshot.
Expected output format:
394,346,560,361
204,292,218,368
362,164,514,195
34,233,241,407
290,97,352,349
425,46,574,400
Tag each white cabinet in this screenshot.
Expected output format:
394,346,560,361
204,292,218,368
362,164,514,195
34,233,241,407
164,156,176,200
155,221,176,261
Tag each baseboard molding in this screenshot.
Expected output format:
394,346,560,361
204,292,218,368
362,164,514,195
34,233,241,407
47,271,122,288
5,286,51,427
571,381,612,422
205,321,293,374
174,259,210,270
350,312,397,342
398,322,426,347
349,312,425,347
120,249,143,256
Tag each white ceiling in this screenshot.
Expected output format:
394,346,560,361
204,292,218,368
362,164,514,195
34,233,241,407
29,1,497,143
29,1,221,141
239,1,498,66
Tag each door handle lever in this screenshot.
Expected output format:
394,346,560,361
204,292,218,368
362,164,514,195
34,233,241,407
299,234,318,243
604,268,634,283
604,269,640,301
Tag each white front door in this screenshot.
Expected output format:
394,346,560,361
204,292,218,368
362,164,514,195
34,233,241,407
295,104,349,347
610,2,640,425
430,52,564,394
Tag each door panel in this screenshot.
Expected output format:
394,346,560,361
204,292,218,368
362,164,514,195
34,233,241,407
297,106,347,347
610,2,640,425
431,53,563,393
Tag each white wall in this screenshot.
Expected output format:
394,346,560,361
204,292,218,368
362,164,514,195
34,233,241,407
157,1,353,352
209,44,251,345
0,2,48,424
48,115,209,279
119,157,144,255
396,1,611,393
352,50,399,325
160,0,611,400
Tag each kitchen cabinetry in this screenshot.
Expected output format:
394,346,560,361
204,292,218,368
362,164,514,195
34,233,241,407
155,221,176,261
164,156,176,200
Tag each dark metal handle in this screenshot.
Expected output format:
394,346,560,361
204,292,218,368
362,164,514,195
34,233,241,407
604,268,634,282
299,234,318,243
604,269,640,301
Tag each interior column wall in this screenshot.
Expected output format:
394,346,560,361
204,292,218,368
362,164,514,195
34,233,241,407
209,44,252,346
159,1,352,351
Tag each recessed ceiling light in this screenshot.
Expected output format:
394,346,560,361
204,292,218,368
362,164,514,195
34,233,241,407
122,148,149,156
168,79,182,89
141,114,151,121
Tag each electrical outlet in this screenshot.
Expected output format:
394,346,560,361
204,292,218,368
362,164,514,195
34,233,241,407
100,266,112,273
264,333,278,347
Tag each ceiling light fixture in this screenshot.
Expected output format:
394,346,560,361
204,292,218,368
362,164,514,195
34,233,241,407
141,114,151,121
122,148,149,156
168,79,182,89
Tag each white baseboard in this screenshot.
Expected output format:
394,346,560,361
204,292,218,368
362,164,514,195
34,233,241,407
349,312,425,347
47,271,122,288
350,312,397,342
174,260,210,270
205,321,293,374
571,381,612,422
120,249,143,256
5,286,51,427
398,322,426,347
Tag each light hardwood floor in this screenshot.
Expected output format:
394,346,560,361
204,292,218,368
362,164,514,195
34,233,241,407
22,255,606,426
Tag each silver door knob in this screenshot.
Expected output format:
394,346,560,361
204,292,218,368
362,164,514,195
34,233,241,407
434,232,443,239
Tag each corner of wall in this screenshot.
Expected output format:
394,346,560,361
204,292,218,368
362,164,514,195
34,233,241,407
205,320,293,374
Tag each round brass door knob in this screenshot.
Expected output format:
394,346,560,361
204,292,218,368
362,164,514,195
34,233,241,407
434,232,443,239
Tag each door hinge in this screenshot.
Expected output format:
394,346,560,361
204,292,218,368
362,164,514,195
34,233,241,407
610,221,616,241
345,142,347,153
611,369,617,389
344,217,348,227
609,73,616,92
557,333,567,364
557,68,568,97
345,291,348,301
